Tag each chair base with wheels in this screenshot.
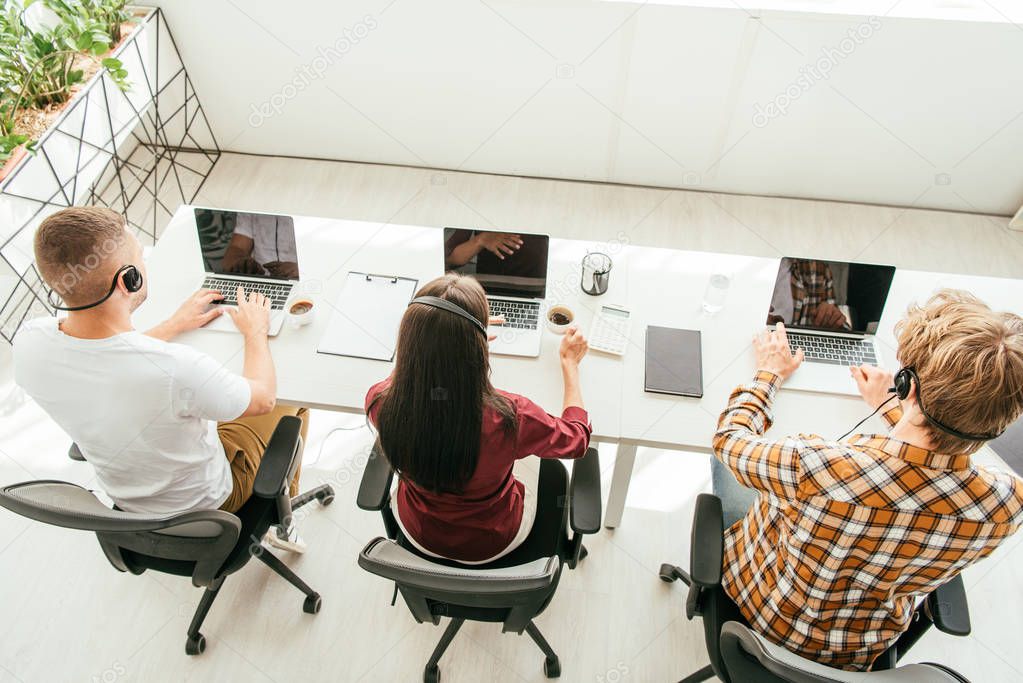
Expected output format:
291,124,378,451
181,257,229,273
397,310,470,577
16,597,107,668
0,416,333,656
661,493,974,683
357,444,602,682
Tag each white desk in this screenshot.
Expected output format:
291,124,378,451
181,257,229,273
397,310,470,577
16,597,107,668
139,206,1023,529
603,251,1023,526
134,206,626,442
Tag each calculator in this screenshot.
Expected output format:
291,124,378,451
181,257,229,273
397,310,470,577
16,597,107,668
588,304,631,356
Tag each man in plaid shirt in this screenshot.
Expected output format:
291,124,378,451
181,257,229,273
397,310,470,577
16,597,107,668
713,289,1023,670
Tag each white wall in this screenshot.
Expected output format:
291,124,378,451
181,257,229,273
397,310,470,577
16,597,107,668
151,0,1023,215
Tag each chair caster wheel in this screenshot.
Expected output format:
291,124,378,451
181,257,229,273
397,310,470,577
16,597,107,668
659,563,679,583
424,664,441,683
317,486,335,506
185,633,206,655
543,655,561,678
303,593,322,614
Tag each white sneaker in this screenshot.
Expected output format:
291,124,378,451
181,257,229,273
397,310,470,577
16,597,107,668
264,525,307,554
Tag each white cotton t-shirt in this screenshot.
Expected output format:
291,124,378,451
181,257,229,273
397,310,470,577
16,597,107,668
13,318,251,515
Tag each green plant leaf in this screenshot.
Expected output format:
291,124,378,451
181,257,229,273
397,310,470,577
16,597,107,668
101,57,120,69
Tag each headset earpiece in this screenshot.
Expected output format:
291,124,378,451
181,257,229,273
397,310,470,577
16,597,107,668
120,265,143,293
892,367,913,400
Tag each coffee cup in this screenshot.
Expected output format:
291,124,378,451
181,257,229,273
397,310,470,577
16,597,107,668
287,297,316,328
546,305,574,334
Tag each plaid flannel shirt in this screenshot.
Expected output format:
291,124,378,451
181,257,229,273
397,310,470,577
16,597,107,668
714,371,1023,670
790,259,837,327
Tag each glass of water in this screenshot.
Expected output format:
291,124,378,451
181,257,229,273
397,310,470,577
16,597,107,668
702,273,730,314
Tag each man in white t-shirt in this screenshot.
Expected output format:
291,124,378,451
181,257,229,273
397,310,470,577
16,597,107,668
13,207,309,552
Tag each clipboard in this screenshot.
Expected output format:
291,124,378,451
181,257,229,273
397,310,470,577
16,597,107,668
317,272,418,361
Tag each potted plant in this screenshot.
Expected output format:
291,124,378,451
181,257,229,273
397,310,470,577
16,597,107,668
0,0,134,181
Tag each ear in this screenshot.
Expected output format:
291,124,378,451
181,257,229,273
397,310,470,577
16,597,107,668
902,377,919,404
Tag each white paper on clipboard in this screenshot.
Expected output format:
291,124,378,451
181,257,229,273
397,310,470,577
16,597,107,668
317,272,418,361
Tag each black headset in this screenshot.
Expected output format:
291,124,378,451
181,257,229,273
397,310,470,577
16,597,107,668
408,296,487,336
838,366,1003,442
48,264,144,312
892,367,1002,441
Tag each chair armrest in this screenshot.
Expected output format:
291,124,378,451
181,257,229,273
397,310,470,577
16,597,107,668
359,537,559,595
926,574,971,637
357,440,393,511
689,493,724,587
252,416,303,499
569,447,601,534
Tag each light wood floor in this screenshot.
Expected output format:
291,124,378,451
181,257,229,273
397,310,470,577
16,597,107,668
0,154,1021,682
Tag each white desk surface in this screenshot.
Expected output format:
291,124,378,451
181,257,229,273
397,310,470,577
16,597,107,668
134,206,626,442
138,206,1023,454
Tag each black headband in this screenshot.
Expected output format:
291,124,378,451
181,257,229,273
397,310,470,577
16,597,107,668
408,296,487,335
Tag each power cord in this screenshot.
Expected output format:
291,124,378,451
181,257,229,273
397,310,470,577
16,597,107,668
307,415,374,466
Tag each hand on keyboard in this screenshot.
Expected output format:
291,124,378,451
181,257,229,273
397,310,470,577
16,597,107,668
487,315,505,342
227,287,271,338
754,322,805,381
850,365,895,410
167,288,225,334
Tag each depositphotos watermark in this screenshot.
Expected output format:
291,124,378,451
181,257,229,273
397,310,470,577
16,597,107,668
752,16,881,128
248,15,378,128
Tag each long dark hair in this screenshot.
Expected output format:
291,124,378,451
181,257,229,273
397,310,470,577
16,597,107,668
373,274,516,494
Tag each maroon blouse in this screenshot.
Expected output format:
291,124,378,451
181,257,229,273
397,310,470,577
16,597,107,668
365,379,591,562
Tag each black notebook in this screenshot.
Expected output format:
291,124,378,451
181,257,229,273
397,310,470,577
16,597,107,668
644,326,703,398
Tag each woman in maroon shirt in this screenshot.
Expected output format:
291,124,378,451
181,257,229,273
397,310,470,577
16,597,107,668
366,274,591,564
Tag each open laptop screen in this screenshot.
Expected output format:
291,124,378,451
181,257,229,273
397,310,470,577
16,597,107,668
194,208,300,281
767,258,895,335
443,228,548,299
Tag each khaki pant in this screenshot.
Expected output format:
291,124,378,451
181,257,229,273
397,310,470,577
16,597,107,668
218,405,309,513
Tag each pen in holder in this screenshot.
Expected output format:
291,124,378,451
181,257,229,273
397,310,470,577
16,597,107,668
581,252,612,296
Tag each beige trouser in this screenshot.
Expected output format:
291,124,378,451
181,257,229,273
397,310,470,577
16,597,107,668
218,405,309,513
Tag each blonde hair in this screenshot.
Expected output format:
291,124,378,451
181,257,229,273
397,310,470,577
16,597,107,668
895,289,1023,454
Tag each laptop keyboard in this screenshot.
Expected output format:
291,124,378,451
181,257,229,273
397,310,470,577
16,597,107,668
201,276,293,310
489,299,540,330
787,332,877,366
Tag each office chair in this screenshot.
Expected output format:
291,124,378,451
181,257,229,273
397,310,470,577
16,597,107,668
0,416,334,656
356,443,602,682
659,493,973,683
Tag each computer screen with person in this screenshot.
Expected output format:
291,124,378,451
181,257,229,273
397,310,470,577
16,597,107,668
443,228,549,298
767,258,895,334
194,208,300,281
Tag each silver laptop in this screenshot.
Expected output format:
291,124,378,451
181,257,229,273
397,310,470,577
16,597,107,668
766,257,896,395
193,207,300,337
444,228,549,357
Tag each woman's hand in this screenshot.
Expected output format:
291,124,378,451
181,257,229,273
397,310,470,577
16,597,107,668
559,327,589,368
487,315,504,342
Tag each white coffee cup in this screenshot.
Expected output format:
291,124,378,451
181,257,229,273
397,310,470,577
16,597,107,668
546,304,574,334
287,297,316,328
